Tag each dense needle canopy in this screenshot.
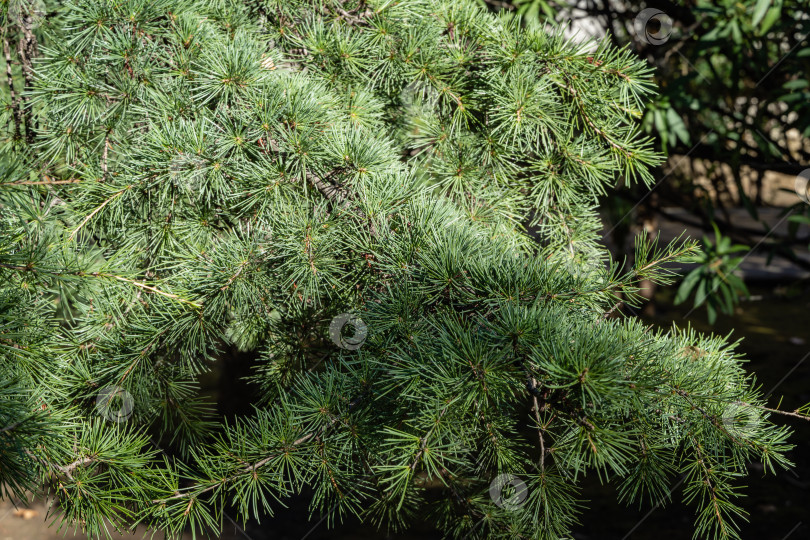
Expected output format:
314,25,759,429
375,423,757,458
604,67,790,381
0,1,798,539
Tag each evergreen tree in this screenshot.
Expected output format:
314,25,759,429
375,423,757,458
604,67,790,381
0,1,803,538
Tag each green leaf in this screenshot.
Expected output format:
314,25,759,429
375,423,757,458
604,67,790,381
783,79,809,91
666,107,690,145
694,279,708,308
675,268,702,305
751,0,772,28
760,0,783,34
706,301,717,324
730,20,742,44
726,273,749,297
788,215,810,225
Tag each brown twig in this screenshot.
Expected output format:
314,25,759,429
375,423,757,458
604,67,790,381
3,32,22,139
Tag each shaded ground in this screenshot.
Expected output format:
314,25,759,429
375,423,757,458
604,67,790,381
0,498,184,540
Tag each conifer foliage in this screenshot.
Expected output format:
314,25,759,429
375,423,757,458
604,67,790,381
0,1,801,538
